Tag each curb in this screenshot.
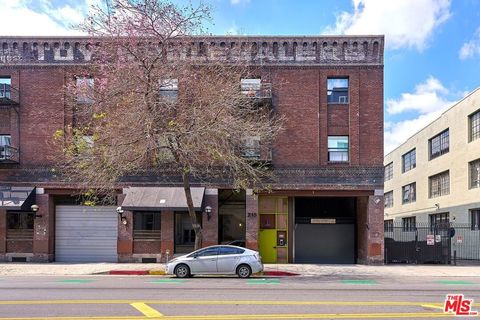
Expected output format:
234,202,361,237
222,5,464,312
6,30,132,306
107,270,298,276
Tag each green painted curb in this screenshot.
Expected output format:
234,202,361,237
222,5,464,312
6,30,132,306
341,279,377,285
437,280,476,285
150,279,185,283
247,278,280,284
58,279,94,283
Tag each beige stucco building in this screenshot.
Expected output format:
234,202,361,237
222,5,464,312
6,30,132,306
384,88,480,227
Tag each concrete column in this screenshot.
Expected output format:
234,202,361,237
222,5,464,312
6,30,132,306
161,210,174,261
32,193,53,262
202,188,218,247
245,189,259,251
0,209,6,261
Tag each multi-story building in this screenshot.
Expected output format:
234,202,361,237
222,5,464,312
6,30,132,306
0,35,384,264
384,88,480,228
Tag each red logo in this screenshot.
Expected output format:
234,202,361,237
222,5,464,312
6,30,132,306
444,294,478,316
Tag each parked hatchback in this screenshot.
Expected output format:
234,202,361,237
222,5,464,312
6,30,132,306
166,245,263,278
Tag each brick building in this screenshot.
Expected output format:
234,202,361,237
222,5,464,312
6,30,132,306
0,36,384,264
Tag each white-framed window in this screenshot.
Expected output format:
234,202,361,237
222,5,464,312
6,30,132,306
159,78,178,101
328,136,349,162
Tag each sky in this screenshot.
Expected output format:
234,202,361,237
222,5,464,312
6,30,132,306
1,0,480,155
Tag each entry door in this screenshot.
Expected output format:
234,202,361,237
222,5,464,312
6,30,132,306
258,196,289,263
190,247,218,273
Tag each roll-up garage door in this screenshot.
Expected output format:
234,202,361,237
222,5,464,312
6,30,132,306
55,206,118,262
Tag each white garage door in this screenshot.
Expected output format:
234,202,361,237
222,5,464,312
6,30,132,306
55,205,118,262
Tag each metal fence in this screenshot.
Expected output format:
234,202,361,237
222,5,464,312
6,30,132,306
384,222,480,264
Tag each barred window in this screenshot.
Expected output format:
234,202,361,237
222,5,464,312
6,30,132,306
384,219,393,232
402,217,416,232
429,171,450,198
402,182,416,204
469,109,480,142
471,209,480,231
384,191,393,208
402,149,416,173
384,162,393,181
470,158,480,189
429,129,449,160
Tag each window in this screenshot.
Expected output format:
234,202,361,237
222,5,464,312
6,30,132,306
470,159,480,189
471,209,480,231
242,136,260,159
159,78,178,101
384,219,393,232
402,217,416,232
218,246,245,255
6,212,34,240
429,129,449,160
76,76,94,104
327,78,349,104
384,162,393,181
191,247,219,257
0,76,11,99
402,149,416,173
429,212,449,230
469,109,480,142
0,135,12,160
328,136,349,162
133,212,161,240
384,191,393,208
429,170,450,198
402,182,416,204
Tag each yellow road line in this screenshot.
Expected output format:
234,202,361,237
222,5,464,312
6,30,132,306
0,312,454,320
130,303,163,318
421,304,445,310
0,299,459,306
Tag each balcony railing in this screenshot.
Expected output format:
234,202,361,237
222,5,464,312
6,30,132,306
0,145,19,163
0,84,20,105
241,83,272,100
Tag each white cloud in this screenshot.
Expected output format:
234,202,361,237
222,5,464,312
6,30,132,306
324,0,451,51
0,0,88,36
386,76,451,114
230,0,250,5
384,76,457,154
459,27,480,60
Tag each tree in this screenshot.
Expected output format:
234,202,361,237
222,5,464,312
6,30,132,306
56,0,283,250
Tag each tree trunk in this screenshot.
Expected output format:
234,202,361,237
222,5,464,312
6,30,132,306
182,170,202,250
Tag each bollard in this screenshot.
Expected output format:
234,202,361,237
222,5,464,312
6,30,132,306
454,250,457,266
165,249,170,263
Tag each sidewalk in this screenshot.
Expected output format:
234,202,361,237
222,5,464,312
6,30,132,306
1,262,480,277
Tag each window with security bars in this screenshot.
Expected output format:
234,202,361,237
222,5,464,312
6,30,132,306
429,212,449,231
429,170,450,198
402,182,416,204
402,149,416,173
384,191,393,208
470,159,480,189
402,217,416,232
384,219,393,232
384,162,393,181
471,209,480,231
469,109,480,142
429,129,449,160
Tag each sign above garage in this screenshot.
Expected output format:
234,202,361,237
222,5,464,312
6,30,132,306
311,218,336,224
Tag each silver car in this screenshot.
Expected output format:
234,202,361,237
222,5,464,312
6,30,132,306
166,245,263,278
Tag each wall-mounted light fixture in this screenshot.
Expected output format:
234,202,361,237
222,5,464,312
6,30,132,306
435,203,440,210
204,206,212,221
31,204,42,218
116,206,127,225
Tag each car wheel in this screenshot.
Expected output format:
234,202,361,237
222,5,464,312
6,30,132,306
236,264,252,278
174,264,190,278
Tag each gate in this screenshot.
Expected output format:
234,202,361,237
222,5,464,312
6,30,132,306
385,222,480,264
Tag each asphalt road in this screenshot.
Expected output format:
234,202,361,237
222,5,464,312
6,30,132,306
0,274,479,319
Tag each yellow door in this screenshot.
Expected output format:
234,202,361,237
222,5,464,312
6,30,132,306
259,229,277,263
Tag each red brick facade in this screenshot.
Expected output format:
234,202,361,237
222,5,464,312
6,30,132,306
0,36,384,264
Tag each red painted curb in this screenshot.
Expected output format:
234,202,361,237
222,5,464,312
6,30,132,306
263,271,299,276
109,270,149,275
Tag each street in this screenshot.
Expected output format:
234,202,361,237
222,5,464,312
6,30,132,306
0,274,479,319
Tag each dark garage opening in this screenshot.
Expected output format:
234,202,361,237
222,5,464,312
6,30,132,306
294,197,356,264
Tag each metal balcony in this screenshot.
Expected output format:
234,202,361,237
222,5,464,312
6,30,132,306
0,84,20,106
0,145,19,163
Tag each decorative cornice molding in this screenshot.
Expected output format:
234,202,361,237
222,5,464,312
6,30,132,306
0,35,384,66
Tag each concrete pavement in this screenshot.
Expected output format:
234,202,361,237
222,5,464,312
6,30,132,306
1,262,480,277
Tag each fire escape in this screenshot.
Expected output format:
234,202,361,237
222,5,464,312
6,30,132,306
0,80,20,163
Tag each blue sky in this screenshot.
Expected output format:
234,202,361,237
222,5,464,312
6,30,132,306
1,0,480,154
